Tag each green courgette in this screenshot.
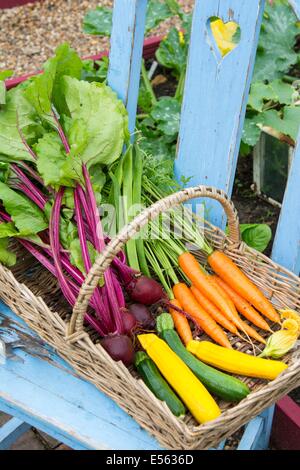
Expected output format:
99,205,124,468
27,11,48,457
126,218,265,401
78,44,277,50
156,313,250,402
135,351,186,417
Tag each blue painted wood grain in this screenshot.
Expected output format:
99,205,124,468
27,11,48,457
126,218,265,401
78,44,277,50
290,0,300,17
0,417,30,450
108,0,147,137
0,300,272,450
255,406,275,450
0,302,161,450
175,0,265,228
237,416,264,450
271,2,300,273
271,132,300,273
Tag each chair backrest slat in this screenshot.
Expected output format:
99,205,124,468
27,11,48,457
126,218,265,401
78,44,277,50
271,0,300,273
107,0,300,274
271,133,300,273
289,0,300,17
175,0,265,228
108,0,147,136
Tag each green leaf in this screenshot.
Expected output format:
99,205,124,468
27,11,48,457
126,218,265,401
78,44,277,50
239,141,251,157
270,79,294,105
0,70,13,81
0,222,18,238
89,164,106,193
0,238,16,267
164,0,182,16
242,116,262,146
248,79,294,112
81,58,108,83
69,238,97,274
0,87,41,162
141,140,176,188
261,106,300,141
0,82,6,105
181,12,193,39
59,218,77,251
0,182,48,235
150,97,181,137
248,82,277,112
25,43,82,121
138,82,154,114
0,162,10,183
145,0,173,32
240,223,272,252
83,1,174,37
62,77,129,168
35,132,80,188
253,0,300,82
155,27,187,77
281,106,300,140
83,6,112,36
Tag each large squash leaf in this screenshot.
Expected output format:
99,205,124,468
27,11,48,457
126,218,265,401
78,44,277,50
253,0,300,82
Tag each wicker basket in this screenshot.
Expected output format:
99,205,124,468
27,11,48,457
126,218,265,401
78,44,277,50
1,185,300,450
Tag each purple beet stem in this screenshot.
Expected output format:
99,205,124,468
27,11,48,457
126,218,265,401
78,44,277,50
74,188,113,332
5,110,133,338
52,116,125,335
19,238,106,336
82,165,125,334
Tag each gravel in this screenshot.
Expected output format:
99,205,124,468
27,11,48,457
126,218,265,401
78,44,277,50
0,0,192,76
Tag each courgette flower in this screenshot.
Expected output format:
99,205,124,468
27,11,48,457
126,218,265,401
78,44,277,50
178,31,185,45
260,309,300,359
210,19,238,57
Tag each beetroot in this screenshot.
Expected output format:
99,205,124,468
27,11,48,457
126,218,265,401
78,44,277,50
128,303,155,328
127,275,165,305
100,334,134,366
122,310,138,334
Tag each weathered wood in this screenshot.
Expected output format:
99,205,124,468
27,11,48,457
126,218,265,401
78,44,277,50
271,0,300,272
236,406,275,450
175,0,265,228
108,0,147,136
271,133,300,273
0,302,161,450
0,417,30,450
290,0,300,17
237,416,264,450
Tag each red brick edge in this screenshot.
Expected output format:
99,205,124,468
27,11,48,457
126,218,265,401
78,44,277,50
0,0,40,8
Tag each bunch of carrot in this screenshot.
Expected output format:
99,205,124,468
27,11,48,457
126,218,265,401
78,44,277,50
145,235,280,349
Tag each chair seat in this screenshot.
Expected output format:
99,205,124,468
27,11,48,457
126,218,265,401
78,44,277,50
0,301,161,450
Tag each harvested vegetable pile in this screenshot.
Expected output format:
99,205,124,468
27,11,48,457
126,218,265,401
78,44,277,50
1,44,299,428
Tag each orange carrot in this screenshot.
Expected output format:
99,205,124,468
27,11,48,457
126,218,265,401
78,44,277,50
173,283,232,349
190,285,239,335
178,252,240,328
169,298,193,346
207,250,280,324
213,276,271,331
210,278,266,344
237,320,266,344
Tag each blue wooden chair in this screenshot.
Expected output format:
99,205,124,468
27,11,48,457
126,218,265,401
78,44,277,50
0,0,299,450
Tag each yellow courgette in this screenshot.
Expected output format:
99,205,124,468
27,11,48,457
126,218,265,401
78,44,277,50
138,334,221,424
187,340,288,381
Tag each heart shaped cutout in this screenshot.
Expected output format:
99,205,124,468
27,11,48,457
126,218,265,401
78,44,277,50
206,17,241,61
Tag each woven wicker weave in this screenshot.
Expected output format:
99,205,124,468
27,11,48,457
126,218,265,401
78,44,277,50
1,185,300,450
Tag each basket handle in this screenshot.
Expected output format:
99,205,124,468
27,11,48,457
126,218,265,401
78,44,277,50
67,185,240,339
